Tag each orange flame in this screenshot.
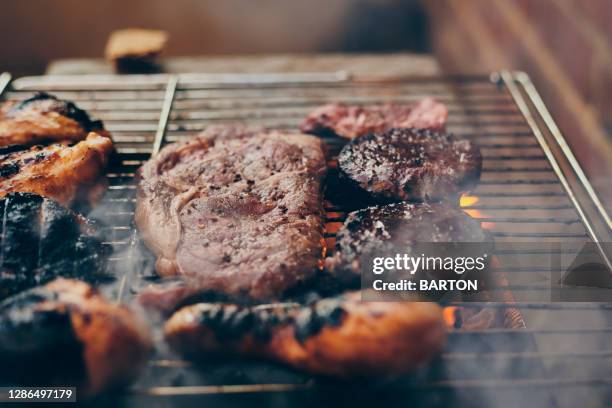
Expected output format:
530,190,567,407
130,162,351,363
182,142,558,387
443,306,459,328
459,195,479,207
460,195,496,230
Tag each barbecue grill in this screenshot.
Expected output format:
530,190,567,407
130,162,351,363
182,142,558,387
0,71,610,407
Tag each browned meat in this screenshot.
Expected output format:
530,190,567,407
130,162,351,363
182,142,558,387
165,291,446,377
338,128,482,202
136,126,326,303
0,279,151,395
300,98,448,139
0,132,114,208
326,202,492,286
0,92,110,147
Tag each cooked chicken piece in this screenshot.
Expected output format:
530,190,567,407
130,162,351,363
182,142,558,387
0,132,114,207
165,291,446,377
0,92,110,147
0,279,151,395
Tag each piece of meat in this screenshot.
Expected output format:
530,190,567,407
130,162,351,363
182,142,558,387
0,279,151,395
136,126,326,303
0,192,110,301
0,92,110,147
165,291,446,377
0,132,114,208
105,29,168,73
337,128,482,202
300,98,448,139
326,202,492,285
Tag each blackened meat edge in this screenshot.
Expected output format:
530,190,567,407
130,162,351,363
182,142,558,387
0,92,111,146
326,202,493,286
337,128,482,203
0,192,110,301
0,279,151,395
165,291,446,377
0,132,115,209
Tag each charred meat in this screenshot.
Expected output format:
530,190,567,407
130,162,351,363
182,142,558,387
337,128,482,202
326,202,492,285
0,192,109,301
136,126,326,303
0,132,114,208
0,92,110,146
300,98,448,139
0,279,151,395
165,291,446,377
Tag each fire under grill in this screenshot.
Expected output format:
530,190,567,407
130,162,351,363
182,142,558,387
0,71,610,407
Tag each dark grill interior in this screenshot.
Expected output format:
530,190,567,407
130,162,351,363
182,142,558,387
0,71,610,407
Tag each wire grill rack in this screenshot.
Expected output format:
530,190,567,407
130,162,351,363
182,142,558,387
0,71,610,407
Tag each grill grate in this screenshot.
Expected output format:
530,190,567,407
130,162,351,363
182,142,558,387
1,71,611,407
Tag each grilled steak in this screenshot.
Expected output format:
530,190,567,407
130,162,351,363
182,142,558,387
338,128,482,202
136,126,326,303
326,202,492,285
0,192,110,301
0,279,151,395
0,132,114,208
300,98,448,139
165,290,445,377
0,92,110,146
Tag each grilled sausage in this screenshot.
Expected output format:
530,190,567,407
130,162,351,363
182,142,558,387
165,291,446,377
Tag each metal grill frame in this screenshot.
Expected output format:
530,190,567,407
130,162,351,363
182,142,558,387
0,70,610,407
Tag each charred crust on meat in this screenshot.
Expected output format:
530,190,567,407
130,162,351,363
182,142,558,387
0,287,76,352
188,299,347,344
0,192,110,300
10,92,104,132
166,291,446,378
0,144,31,156
327,202,492,286
0,286,87,386
194,304,256,340
192,304,291,341
337,128,482,202
294,301,346,343
0,162,20,178
0,280,151,393
0,134,114,209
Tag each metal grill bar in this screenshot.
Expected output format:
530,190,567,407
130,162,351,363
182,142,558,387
152,76,178,155
0,73,11,97
499,71,612,272
132,382,313,396
415,377,612,389
517,73,611,230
